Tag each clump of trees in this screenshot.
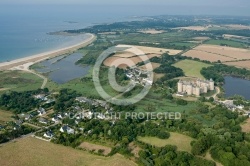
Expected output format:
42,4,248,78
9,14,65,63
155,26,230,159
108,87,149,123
64,16,200,34
176,99,188,105
151,54,185,82
210,143,250,166
54,89,80,112
188,105,250,166
76,40,113,65
138,144,216,166
201,64,250,83
0,125,36,144
50,102,250,166
0,89,48,113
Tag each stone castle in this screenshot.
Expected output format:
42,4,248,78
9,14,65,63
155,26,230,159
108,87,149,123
177,79,214,97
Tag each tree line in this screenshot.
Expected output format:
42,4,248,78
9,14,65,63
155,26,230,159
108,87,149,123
201,64,250,83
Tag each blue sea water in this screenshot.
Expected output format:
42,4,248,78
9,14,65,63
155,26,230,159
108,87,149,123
0,5,135,62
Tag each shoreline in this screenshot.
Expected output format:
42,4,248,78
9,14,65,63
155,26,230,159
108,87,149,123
0,33,96,71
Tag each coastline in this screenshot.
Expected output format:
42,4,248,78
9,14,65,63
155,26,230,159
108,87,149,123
0,33,96,71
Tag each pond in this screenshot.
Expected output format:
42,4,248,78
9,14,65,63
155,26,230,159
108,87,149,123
35,53,90,84
223,76,250,100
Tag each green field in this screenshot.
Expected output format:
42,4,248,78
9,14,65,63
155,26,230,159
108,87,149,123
45,75,198,114
0,137,137,166
110,31,200,50
169,42,197,47
0,71,43,92
173,59,212,79
0,110,13,124
138,132,194,152
204,39,247,48
43,64,198,114
135,92,197,113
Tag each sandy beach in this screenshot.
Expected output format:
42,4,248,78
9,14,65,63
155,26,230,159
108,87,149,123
0,33,96,70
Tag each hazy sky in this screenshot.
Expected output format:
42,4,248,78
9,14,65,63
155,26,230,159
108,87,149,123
2,0,249,6
1,0,250,16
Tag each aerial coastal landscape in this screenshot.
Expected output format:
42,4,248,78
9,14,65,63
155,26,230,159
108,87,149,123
1,1,250,166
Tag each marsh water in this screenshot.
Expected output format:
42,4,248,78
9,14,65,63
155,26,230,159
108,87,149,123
224,76,250,100
35,53,90,84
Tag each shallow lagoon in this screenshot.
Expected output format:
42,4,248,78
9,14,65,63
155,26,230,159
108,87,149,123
35,53,90,84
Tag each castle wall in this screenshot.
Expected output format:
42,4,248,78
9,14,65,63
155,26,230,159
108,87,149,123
196,87,200,96
203,86,208,93
178,82,183,93
186,85,193,95
177,79,214,97
183,85,187,92
192,88,196,95
210,81,214,91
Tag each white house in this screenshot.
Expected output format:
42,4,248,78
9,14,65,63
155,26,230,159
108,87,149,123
39,118,48,124
76,97,92,104
85,111,93,119
44,131,54,139
37,107,46,116
52,116,60,123
97,114,105,120
57,114,63,119
34,94,45,100
60,125,75,134
24,114,31,121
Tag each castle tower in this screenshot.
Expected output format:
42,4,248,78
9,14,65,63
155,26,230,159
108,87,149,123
209,78,215,91
183,85,187,92
195,87,200,96
186,85,193,95
203,86,208,93
192,87,196,95
196,79,201,87
178,81,183,93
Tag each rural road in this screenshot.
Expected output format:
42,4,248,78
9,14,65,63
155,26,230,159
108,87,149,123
213,87,221,99
10,64,48,89
29,70,48,89
0,122,59,147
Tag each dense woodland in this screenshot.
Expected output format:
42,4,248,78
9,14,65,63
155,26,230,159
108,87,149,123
0,89,48,113
64,16,199,34
137,144,215,166
53,89,81,111
152,54,185,82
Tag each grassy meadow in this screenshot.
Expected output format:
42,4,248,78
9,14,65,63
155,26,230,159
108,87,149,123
0,71,43,93
0,109,14,124
173,59,212,79
137,132,194,153
204,39,247,48
0,137,137,166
